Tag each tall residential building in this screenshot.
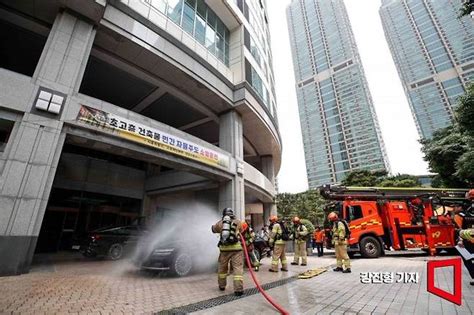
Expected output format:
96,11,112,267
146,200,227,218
380,0,474,139
287,0,389,188
0,0,280,275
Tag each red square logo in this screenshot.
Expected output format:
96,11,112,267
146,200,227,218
427,258,462,305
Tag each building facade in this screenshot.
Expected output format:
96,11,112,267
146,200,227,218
380,0,474,139
0,0,280,276
287,0,389,188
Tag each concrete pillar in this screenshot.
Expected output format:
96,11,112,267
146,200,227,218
0,11,95,276
261,155,277,219
33,11,96,93
218,111,245,220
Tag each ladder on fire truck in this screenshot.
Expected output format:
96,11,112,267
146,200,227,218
318,185,469,201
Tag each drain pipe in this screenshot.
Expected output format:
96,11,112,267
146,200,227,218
240,234,290,315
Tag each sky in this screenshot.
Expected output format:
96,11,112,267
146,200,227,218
268,0,429,194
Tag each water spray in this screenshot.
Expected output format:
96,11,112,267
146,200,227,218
240,233,289,315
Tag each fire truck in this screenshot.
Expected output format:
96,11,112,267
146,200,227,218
319,185,472,258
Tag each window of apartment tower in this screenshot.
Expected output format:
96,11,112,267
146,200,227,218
0,118,15,152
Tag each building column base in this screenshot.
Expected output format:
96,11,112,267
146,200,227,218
0,236,38,276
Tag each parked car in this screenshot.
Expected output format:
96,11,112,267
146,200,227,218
135,238,218,277
134,240,191,276
78,225,146,260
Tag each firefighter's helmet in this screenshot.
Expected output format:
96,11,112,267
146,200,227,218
328,212,338,222
222,207,234,218
269,215,278,223
467,189,474,200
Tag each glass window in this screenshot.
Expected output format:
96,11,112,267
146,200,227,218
207,9,217,29
224,41,229,65
182,0,196,35
216,32,225,61
194,14,206,45
216,20,225,36
167,0,183,25
196,0,206,18
205,25,216,54
0,118,15,152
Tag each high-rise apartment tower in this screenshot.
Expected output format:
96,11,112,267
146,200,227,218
287,0,389,188
380,0,474,138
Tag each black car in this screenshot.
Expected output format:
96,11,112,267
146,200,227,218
79,225,146,260
135,240,192,276
135,238,218,277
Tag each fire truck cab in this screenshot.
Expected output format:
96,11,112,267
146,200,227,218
320,185,470,258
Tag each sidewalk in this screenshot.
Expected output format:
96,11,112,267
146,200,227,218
0,253,331,314
193,255,474,315
1,252,472,314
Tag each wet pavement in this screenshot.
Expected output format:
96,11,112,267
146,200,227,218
0,251,472,314
193,254,474,315
0,251,329,314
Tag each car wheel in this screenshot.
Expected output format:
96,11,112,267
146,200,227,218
359,236,382,258
172,252,193,277
108,243,124,260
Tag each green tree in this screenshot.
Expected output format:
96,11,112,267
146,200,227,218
456,84,474,135
454,84,474,183
420,126,468,187
275,189,325,226
341,170,421,187
420,83,474,187
341,169,387,186
459,0,474,18
377,174,421,187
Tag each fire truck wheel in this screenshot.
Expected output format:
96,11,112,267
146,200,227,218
359,236,382,258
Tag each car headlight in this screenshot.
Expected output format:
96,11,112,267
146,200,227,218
152,248,174,256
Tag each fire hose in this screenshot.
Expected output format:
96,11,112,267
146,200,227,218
239,234,290,315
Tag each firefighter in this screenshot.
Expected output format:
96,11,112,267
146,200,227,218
313,226,325,257
328,211,351,273
458,228,474,286
291,216,308,266
268,215,288,272
241,222,260,271
211,207,244,296
458,189,474,286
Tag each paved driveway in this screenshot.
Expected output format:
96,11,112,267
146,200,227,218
0,252,472,314
0,252,329,314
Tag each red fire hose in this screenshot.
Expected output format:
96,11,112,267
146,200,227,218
239,234,290,315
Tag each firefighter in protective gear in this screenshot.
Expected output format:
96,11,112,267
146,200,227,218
328,212,351,273
458,228,474,286
291,216,309,266
211,208,244,296
241,222,260,271
268,215,288,272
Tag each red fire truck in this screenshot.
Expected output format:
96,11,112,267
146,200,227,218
319,185,471,258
